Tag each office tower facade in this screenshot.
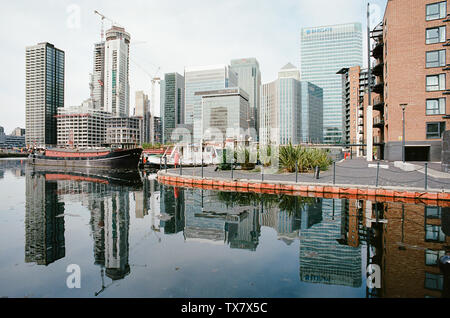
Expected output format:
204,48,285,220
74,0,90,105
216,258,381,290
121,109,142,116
300,23,363,143
370,0,450,162
260,63,323,145
151,77,162,118
230,58,261,139
90,42,105,109
184,65,238,142
162,72,185,143
197,88,252,141
135,91,150,144
104,26,130,117
25,42,65,147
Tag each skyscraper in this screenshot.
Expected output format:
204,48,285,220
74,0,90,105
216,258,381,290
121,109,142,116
104,26,130,117
184,65,238,142
151,77,162,118
300,23,363,143
90,42,105,109
25,42,64,147
260,63,323,145
162,72,185,143
230,58,261,139
135,91,150,144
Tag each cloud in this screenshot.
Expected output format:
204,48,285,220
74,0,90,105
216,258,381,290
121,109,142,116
0,0,387,134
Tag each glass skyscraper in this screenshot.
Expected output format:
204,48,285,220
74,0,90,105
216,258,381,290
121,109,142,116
184,65,238,143
230,58,261,139
300,23,363,143
162,72,184,143
25,42,64,147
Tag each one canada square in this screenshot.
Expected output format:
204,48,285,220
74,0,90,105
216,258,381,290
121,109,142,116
300,23,362,144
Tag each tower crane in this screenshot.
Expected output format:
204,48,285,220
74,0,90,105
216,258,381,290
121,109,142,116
94,10,122,42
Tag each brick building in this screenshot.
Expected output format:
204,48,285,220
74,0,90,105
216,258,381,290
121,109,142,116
373,0,450,161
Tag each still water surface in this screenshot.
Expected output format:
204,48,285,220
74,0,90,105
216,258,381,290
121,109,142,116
0,159,449,298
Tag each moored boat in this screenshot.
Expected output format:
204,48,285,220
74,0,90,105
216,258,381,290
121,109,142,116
28,147,143,169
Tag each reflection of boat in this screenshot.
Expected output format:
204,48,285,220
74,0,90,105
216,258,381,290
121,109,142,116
143,143,222,168
30,165,143,189
29,147,143,169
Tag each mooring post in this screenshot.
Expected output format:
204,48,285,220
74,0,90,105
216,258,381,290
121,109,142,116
333,161,336,185
376,162,380,187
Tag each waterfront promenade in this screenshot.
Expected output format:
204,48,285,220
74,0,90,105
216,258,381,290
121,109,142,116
157,158,450,202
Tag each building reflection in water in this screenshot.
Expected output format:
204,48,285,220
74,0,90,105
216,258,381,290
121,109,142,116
20,162,450,297
25,171,65,265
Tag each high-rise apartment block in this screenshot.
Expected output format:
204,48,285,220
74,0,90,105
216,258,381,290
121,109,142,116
162,72,185,143
260,63,323,145
370,0,450,161
230,58,261,138
184,65,238,143
25,42,64,148
337,66,375,157
300,23,363,143
104,26,130,117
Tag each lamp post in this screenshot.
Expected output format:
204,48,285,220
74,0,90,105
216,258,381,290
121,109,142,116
400,103,408,163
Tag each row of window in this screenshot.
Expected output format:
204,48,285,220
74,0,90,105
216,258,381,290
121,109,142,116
425,3,448,141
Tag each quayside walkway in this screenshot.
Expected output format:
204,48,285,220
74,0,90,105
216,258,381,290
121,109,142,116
157,158,450,204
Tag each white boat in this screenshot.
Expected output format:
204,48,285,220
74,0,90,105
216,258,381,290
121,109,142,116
144,143,223,167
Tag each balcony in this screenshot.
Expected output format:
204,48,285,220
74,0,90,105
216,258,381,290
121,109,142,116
372,62,384,77
444,14,450,22
373,116,384,128
372,41,384,59
372,82,384,95
373,136,384,145
373,96,384,112
443,89,450,95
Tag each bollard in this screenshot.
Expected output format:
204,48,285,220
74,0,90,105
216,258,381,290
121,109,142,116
425,162,428,190
201,153,204,178
165,156,167,173
295,161,298,183
180,158,183,175
231,159,234,179
314,166,320,179
333,161,336,185
376,162,380,187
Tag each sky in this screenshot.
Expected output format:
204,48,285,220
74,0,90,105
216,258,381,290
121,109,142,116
0,0,387,134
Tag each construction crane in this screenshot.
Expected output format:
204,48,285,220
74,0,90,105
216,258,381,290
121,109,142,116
94,10,122,42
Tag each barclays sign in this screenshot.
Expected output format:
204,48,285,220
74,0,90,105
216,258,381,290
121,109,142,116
305,27,333,35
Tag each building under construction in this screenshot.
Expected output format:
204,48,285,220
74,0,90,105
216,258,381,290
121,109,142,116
56,103,111,148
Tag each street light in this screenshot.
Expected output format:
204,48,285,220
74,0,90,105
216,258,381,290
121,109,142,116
400,103,408,163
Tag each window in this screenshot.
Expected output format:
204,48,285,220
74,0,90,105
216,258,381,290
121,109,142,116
426,122,446,139
426,50,446,67
426,26,446,44
426,74,446,91
426,224,446,241
426,2,447,21
425,250,446,266
425,272,444,291
426,98,446,115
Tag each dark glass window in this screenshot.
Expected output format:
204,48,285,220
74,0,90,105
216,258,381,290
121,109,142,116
426,121,446,139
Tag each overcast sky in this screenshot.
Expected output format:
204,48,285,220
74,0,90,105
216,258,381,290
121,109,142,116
0,0,387,134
